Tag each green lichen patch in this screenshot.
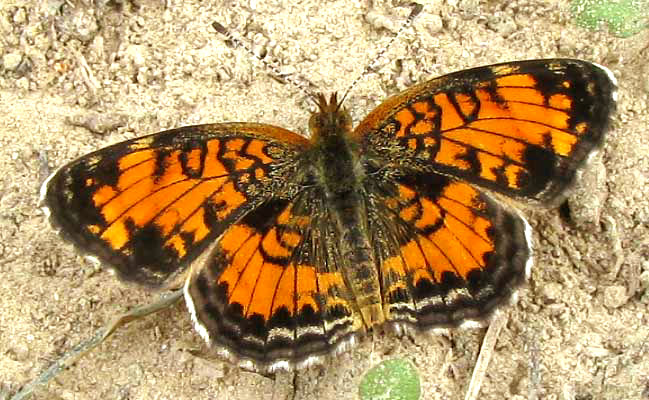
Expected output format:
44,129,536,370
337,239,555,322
359,359,421,400
570,0,649,38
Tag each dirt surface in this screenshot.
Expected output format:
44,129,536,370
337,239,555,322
1,1,648,399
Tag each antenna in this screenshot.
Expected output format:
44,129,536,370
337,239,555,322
338,3,423,107
212,2,423,108
211,21,317,103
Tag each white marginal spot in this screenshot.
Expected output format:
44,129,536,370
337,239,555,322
521,212,534,280
509,291,520,306
592,62,618,102
457,318,488,330
38,167,61,217
84,255,101,268
390,322,404,336
429,326,453,335
333,333,358,356
239,359,255,371
584,148,601,166
183,276,212,344
217,347,237,364
268,359,291,373
38,168,57,206
388,322,417,338
298,354,324,370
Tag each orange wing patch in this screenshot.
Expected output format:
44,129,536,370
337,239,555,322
42,123,308,286
356,59,616,204
385,180,494,282
369,170,531,329
185,198,362,370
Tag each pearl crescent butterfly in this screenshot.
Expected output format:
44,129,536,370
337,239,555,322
41,59,617,372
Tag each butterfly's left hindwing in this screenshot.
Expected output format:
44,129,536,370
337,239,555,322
42,123,309,287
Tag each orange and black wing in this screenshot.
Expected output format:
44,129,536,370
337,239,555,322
184,193,362,371
41,123,309,287
354,59,617,205
365,169,531,328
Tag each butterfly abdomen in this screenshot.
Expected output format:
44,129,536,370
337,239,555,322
310,106,385,328
334,197,385,328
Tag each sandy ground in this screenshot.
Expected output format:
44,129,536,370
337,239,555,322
1,1,648,399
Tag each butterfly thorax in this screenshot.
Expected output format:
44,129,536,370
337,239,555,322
308,93,385,329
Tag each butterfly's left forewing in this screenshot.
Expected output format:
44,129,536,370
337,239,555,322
42,123,309,287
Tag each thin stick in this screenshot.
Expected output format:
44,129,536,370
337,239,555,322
10,289,184,400
464,311,509,400
527,328,541,400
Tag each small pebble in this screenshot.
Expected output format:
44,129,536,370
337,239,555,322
419,13,443,35
192,357,226,380
540,282,563,302
603,285,628,308
3,52,23,70
16,76,29,90
9,344,30,361
13,8,27,24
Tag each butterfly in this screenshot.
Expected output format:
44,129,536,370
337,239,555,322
41,59,616,372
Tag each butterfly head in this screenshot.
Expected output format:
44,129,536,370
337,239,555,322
309,92,352,141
